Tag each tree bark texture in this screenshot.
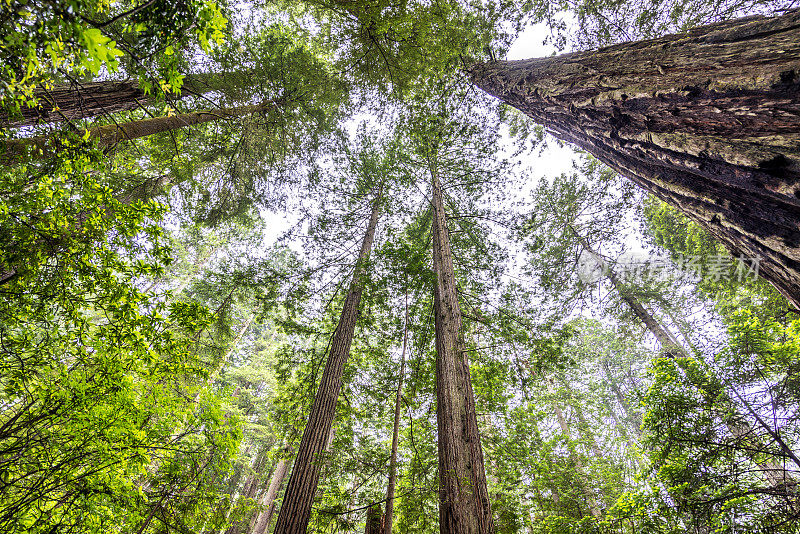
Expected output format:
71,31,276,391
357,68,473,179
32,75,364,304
430,165,494,534
2,100,277,165
3,73,230,128
469,10,800,309
273,189,383,534
383,296,409,534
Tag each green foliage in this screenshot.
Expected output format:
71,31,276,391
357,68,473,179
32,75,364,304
641,197,790,320
2,1,799,533
0,0,228,119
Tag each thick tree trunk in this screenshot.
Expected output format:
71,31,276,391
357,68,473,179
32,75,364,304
3,73,232,128
2,100,276,165
383,295,409,534
469,10,800,309
272,188,383,534
430,163,494,534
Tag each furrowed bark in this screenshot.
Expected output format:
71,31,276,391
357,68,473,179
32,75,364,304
468,10,800,309
383,295,409,534
3,73,235,128
430,162,494,534
1,100,277,165
273,187,383,534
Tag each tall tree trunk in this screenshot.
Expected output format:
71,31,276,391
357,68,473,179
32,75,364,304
430,162,494,534
575,235,800,499
3,73,236,128
555,377,604,460
383,295,409,534
273,187,383,534
250,429,334,534
365,505,383,534
548,380,603,518
2,99,278,165
252,452,292,534
468,10,800,309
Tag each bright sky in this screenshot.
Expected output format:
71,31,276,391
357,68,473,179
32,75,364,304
258,21,582,246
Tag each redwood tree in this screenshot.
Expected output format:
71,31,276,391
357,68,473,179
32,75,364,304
468,10,800,309
272,185,383,534
429,154,494,534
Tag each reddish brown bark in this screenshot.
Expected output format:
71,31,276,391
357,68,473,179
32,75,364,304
469,10,800,309
252,453,291,534
430,161,494,534
273,187,383,534
2,100,277,165
3,74,231,128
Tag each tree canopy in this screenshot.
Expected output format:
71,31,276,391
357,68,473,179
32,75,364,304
1,1,799,533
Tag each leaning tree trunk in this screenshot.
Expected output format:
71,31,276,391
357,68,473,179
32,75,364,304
3,73,236,128
383,295,409,534
469,10,800,309
272,187,383,534
430,161,494,534
251,451,292,534
577,234,800,500
1,99,278,165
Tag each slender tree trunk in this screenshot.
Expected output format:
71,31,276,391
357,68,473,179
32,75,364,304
3,73,237,128
469,10,800,309
252,453,291,534
548,381,602,518
251,429,334,534
576,236,800,499
383,295,409,534
429,161,494,534
273,187,383,534
2,99,278,165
